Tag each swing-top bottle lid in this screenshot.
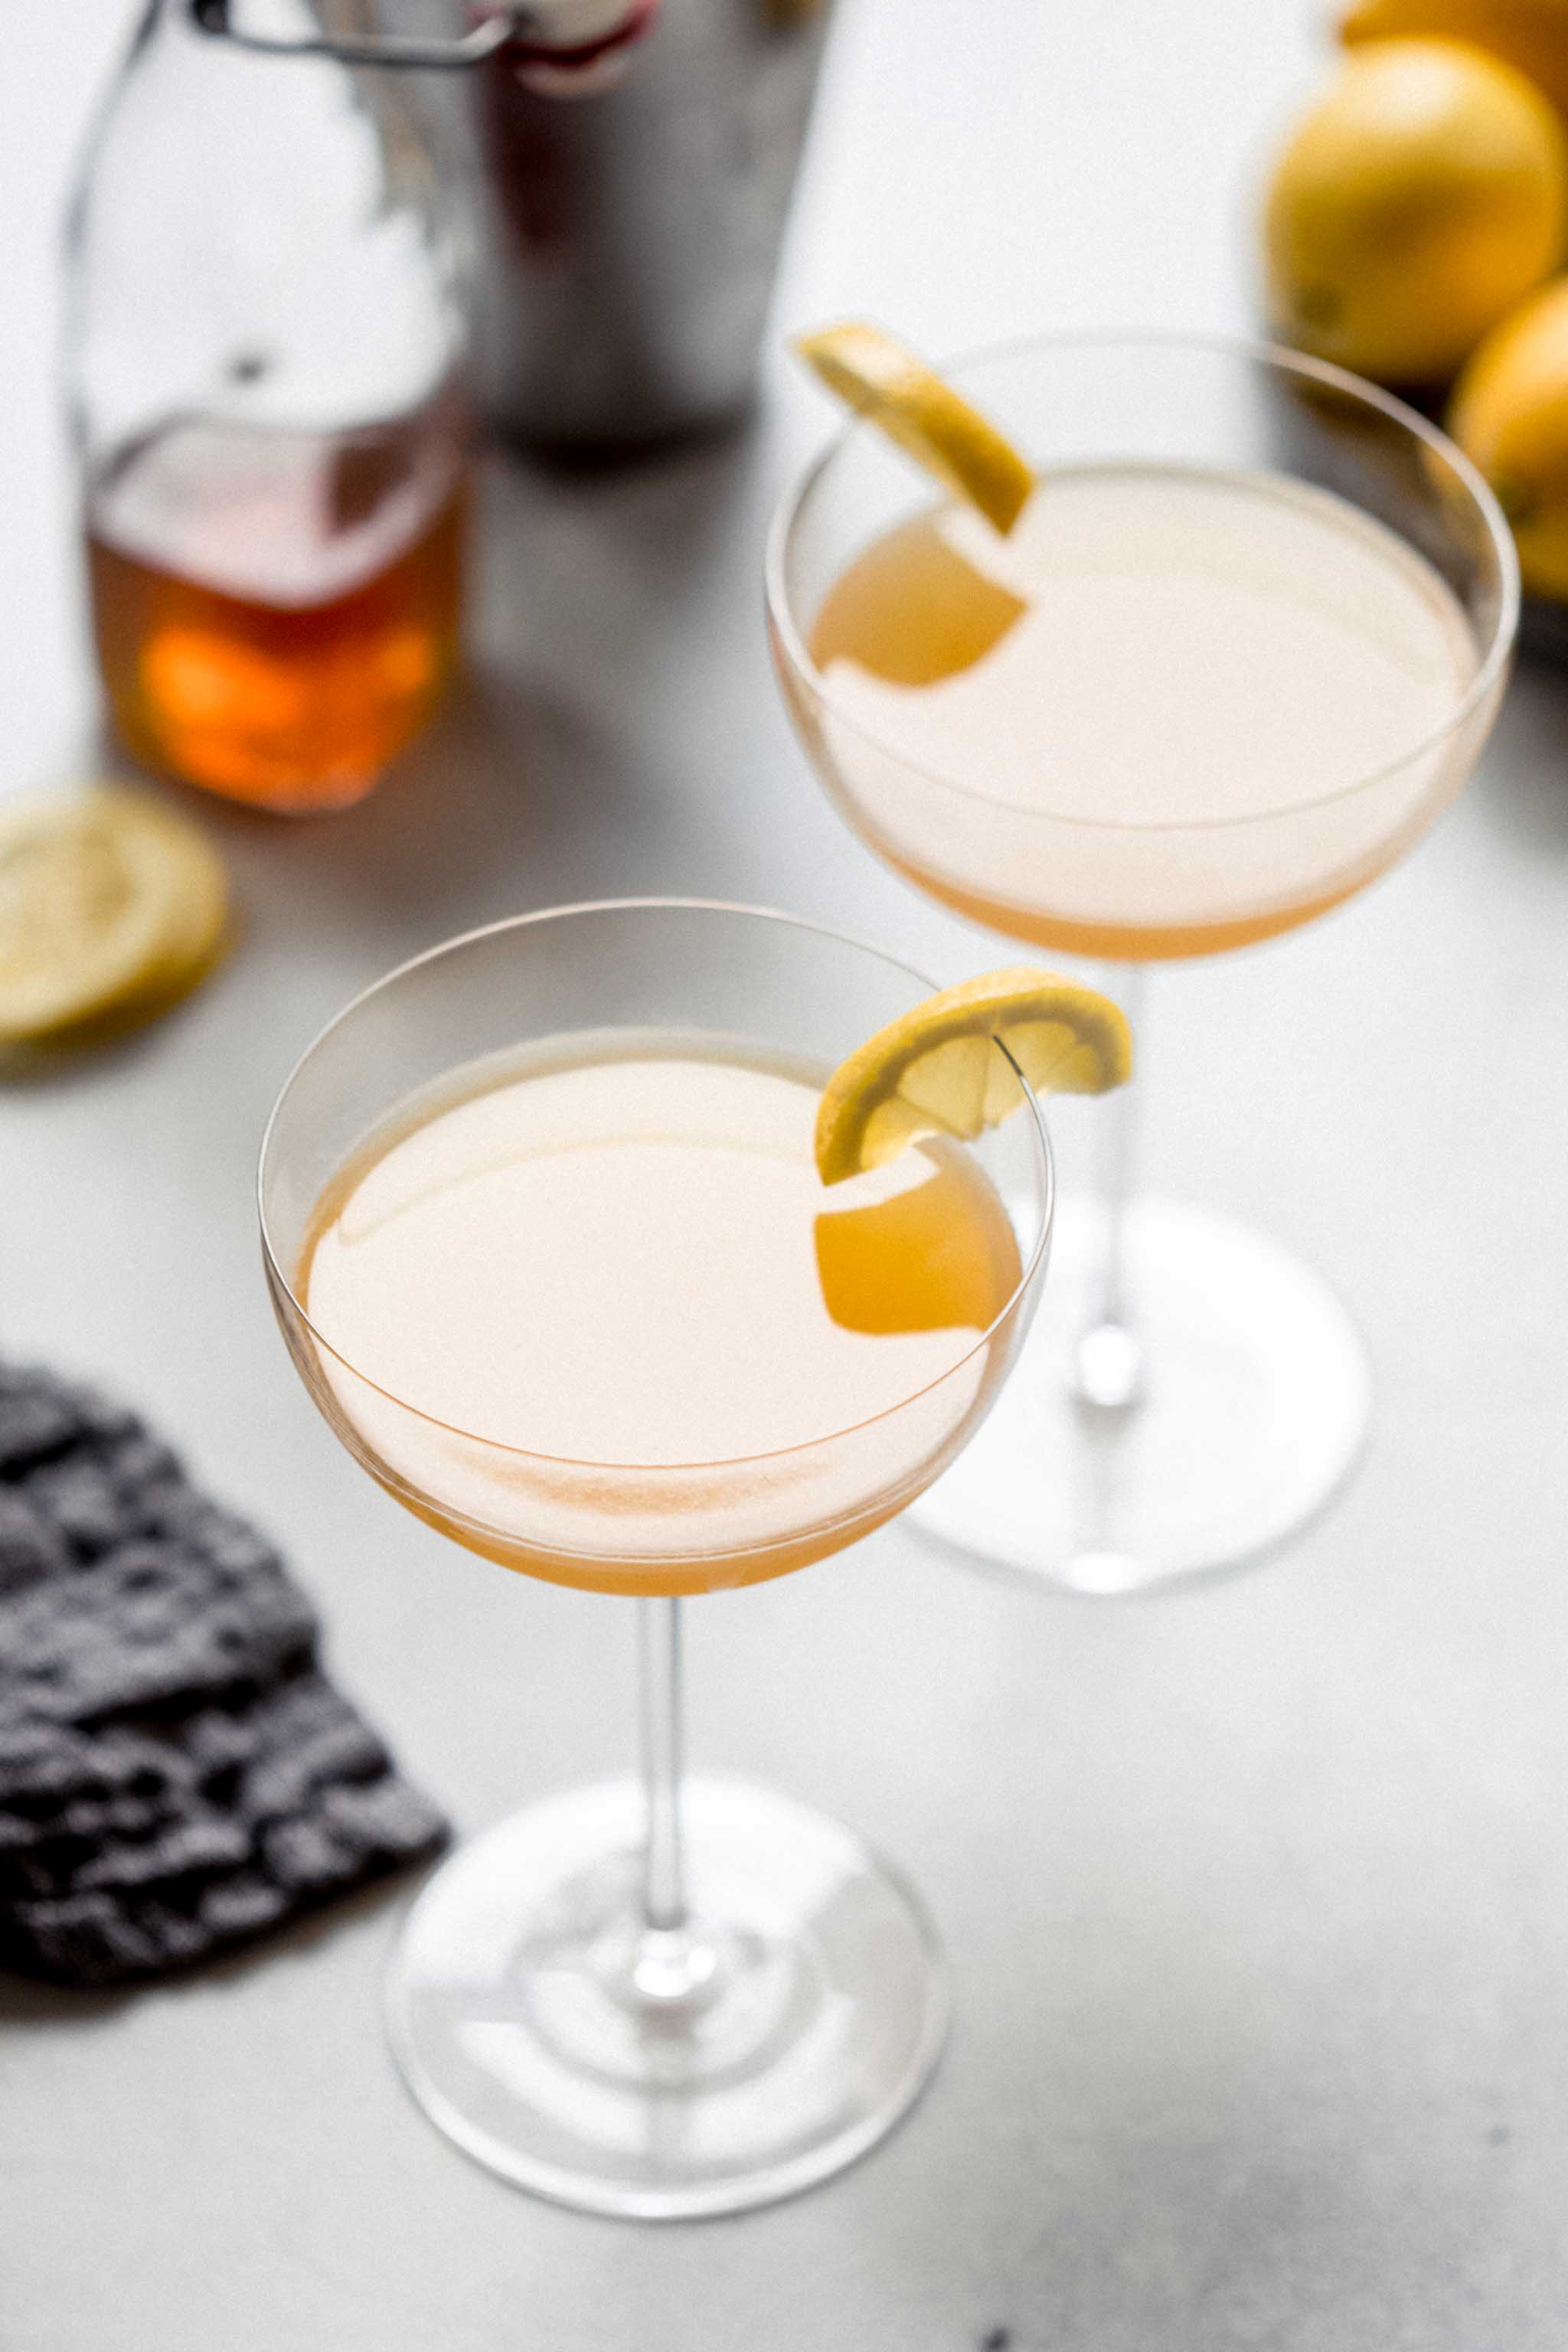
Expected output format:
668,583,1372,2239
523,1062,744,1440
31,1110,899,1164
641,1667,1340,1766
505,0,661,95
191,0,660,92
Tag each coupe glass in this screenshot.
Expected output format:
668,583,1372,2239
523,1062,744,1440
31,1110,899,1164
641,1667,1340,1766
766,332,1517,1595
259,900,1051,2217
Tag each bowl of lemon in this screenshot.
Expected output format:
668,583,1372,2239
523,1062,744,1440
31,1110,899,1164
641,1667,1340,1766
1263,2,1568,636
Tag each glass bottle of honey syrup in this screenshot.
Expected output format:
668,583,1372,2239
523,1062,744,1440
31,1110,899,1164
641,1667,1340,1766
65,1,473,812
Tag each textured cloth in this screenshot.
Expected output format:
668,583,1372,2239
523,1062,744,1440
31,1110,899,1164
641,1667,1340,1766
0,1360,445,1988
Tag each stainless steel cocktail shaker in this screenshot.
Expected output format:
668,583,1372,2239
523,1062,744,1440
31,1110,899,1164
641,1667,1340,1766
393,0,835,451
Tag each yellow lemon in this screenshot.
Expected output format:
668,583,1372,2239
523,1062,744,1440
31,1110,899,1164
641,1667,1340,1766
0,789,230,1049
793,322,1035,535
815,968,1131,1187
1451,272,1568,592
1264,38,1568,383
1341,0,1568,124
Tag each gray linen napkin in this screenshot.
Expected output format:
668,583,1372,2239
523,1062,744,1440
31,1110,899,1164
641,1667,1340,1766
0,1359,445,1988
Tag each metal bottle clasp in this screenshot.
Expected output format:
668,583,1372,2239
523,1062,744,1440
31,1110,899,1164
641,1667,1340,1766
188,2,530,68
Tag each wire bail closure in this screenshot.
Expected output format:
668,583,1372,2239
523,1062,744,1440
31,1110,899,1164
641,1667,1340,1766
188,2,528,68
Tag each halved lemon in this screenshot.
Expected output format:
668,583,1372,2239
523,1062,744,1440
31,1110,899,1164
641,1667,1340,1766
815,967,1132,1186
794,322,1035,535
0,789,230,1047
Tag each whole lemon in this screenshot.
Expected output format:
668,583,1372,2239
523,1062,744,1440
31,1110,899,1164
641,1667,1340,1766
1450,273,1568,593
1341,0,1568,125
1265,38,1568,384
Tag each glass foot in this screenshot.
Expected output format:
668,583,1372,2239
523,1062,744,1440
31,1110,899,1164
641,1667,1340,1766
909,1198,1370,1595
385,1778,948,2219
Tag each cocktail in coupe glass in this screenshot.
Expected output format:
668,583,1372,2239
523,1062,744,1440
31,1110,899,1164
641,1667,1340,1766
259,900,1051,2219
767,330,1518,1595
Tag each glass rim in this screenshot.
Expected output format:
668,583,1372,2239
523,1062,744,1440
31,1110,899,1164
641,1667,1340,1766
258,895,1055,1477
763,325,1521,836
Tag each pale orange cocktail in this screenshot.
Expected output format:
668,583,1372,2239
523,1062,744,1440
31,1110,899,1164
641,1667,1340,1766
768,332,1515,1592
260,901,1052,2218
796,462,1481,962
297,1036,1021,1596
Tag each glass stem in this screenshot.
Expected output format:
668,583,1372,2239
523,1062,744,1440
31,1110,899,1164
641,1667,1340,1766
626,1596,721,2007
638,1595,687,1934
1072,962,1147,1412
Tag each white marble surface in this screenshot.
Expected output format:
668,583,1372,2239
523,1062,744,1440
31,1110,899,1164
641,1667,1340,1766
7,5,1568,2347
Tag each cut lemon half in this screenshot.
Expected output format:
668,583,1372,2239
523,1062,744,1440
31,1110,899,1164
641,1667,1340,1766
0,789,230,1047
815,967,1132,1186
794,322,1035,536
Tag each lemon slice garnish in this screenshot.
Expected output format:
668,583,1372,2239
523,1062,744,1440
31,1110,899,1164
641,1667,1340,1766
815,967,1132,1186
0,789,230,1047
794,322,1035,536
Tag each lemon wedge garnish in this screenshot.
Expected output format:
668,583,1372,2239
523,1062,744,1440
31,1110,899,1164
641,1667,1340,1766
794,322,1035,536
0,789,230,1049
815,967,1132,1186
